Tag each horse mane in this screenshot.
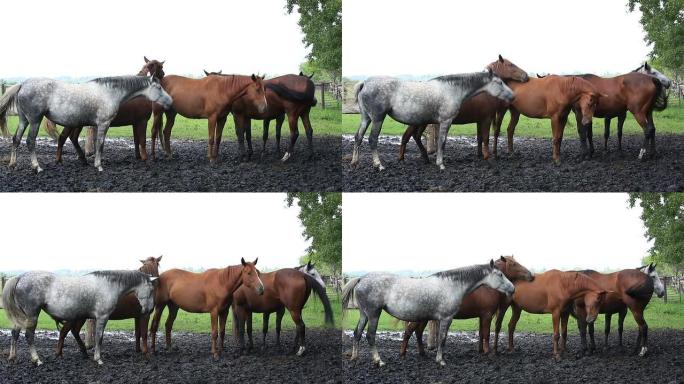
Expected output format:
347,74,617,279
431,263,491,283
431,72,491,89
265,83,316,105
89,270,150,287
89,76,150,92
575,74,598,80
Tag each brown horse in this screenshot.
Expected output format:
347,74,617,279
150,73,268,163
148,258,264,359
399,256,534,357
493,270,608,360
54,256,163,358
205,71,317,162
571,264,664,356
231,268,334,356
490,61,602,164
54,57,166,163
572,72,666,160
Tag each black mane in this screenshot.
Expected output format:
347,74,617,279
431,263,492,283
89,76,151,91
89,270,150,287
431,72,492,88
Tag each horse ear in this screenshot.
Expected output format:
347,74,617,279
160,61,165,66
140,259,146,264
241,257,247,266
644,62,651,71
299,71,304,76
498,54,504,63
218,70,222,75
156,255,163,262
487,67,493,76
490,259,495,268
204,70,210,76
649,262,655,273
500,256,506,262
253,257,258,265
251,74,257,81
144,56,150,63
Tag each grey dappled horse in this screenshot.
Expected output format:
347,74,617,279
0,76,172,172
342,261,515,366
2,270,158,365
351,70,515,170
634,62,672,89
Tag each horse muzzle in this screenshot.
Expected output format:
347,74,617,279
585,314,597,323
256,285,265,295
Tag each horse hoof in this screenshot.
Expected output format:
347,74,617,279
96,359,103,365
35,166,43,174
438,360,446,367
296,346,306,356
638,346,647,357
439,164,445,171
35,360,43,366
374,359,386,367
281,152,292,162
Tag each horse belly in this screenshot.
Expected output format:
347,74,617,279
109,294,142,319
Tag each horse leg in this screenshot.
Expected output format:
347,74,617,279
366,309,384,366
56,321,71,357
282,113,300,162
261,119,270,158
275,308,285,349
646,111,656,158
603,313,612,349
210,309,221,359
617,307,627,347
400,321,419,357
480,118,493,161
301,109,314,160
507,304,522,351
149,302,165,353
246,311,254,351
351,310,369,361
244,118,253,160
219,308,229,351
630,306,648,356
369,117,386,170
604,118,612,151
25,324,43,366
478,317,485,353
162,110,175,156
164,303,179,350
616,112,626,151
577,313,589,355
275,114,285,157
493,303,509,354
492,109,505,157
288,308,306,356
413,125,430,163
632,110,651,160
482,313,493,355
70,320,88,358
93,316,109,365
206,114,218,163
506,108,520,155
560,311,570,354
351,111,371,167
69,127,87,165
9,113,29,169
262,312,270,348
93,124,111,172
552,310,561,361
575,109,589,160
415,321,428,356
140,314,151,358
136,120,149,162
56,126,72,164
8,327,20,362
435,119,452,170
214,115,228,161
550,115,564,166
150,109,163,159
399,125,415,162
435,317,454,366
134,317,141,353
26,120,43,173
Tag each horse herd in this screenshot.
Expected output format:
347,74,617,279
0,57,318,172
351,55,672,170
2,257,334,365
342,256,665,367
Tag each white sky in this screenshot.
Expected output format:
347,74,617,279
343,193,650,274
0,0,308,78
343,0,651,77
0,193,310,273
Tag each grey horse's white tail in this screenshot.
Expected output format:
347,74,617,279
0,84,21,137
2,275,32,329
353,81,364,105
341,277,361,311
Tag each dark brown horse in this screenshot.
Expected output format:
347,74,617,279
399,256,533,357
148,258,264,359
571,264,665,357
231,267,334,356
54,57,166,163
205,71,317,162
572,72,666,160
493,270,608,360
490,60,602,164
54,256,163,358
150,73,268,163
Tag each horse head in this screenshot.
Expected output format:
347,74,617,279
139,255,163,277
245,74,268,113
487,55,529,82
635,62,672,89
638,262,665,298
484,259,516,296
496,255,534,282
142,76,173,110
573,77,605,126
241,257,265,295
132,272,159,315
482,71,516,103
142,56,166,80
296,260,326,288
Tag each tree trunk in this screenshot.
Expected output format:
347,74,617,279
426,124,439,155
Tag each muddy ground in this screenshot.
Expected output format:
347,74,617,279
342,329,684,384
342,134,684,192
0,137,341,192
0,328,341,384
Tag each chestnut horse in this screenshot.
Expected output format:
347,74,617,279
573,71,667,160
399,256,533,357
148,258,264,359
493,270,608,360
490,63,602,164
54,57,166,163
231,267,334,356
150,74,268,163
54,256,163,358
571,264,665,357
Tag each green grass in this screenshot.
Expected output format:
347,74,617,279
342,288,684,334
3,94,341,141
342,102,684,138
0,293,341,334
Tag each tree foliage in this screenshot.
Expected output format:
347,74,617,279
629,192,684,267
628,0,684,73
286,192,342,275
286,0,341,80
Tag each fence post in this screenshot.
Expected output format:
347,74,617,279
320,83,326,109
663,276,669,303
1,81,6,95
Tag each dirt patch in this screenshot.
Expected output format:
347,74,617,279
0,328,342,384
0,137,341,192
342,134,684,192
342,329,684,384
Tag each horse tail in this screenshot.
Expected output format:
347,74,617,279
626,277,655,300
265,83,317,107
651,77,668,111
341,277,361,310
302,273,334,326
353,81,364,104
0,84,21,137
2,275,32,329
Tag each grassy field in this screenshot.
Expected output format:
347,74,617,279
342,101,684,138
2,94,341,141
342,288,684,334
0,292,341,333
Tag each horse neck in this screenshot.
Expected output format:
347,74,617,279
137,65,148,76
219,75,253,103
563,272,601,299
219,265,243,295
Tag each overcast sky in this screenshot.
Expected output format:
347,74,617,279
0,0,307,78
343,193,650,274
343,0,651,77
0,193,310,273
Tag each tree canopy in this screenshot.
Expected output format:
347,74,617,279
286,192,342,275
629,192,684,268
628,0,684,73
286,0,342,81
